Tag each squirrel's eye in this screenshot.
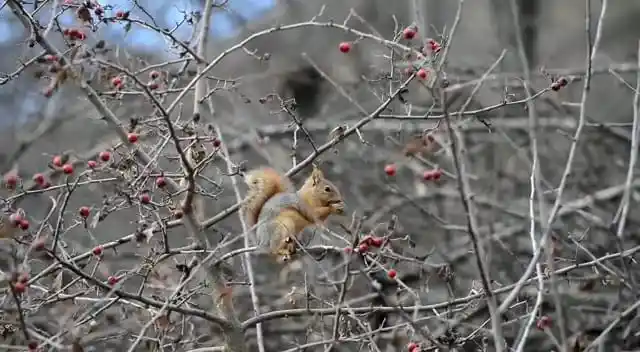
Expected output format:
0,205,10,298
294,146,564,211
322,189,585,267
324,186,331,192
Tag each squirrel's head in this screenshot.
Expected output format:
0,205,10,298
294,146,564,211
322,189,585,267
302,165,345,215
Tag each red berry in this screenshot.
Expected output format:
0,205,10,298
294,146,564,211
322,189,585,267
148,82,159,90
370,237,384,247
111,76,122,87
75,31,86,40
127,133,138,143
52,155,63,167
79,206,90,218
44,54,57,62
18,273,29,284
13,282,26,294
139,193,151,204
62,163,74,174
384,164,397,176
107,275,119,286
63,28,71,36
9,213,22,227
403,27,417,40
149,70,160,79
338,42,351,53
422,170,433,181
99,151,111,162
432,169,442,180
42,181,51,189
92,246,103,256
212,138,221,147
32,238,46,251
407,342,419,352
87,160,97,168
19,219,30,230
155,177,166,188
388,269,397,279
115,10,126,19
33,173,45,185
27,341,38,351
536,316,552,330
4,173,18,188
417,68,428,79
360,235,374,246
358,243,369,253
43,87,54,98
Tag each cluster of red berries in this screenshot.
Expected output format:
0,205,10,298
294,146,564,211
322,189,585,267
11,272,29,294
147,70,161,90
107,275,120,286
32,173,51,189
384,164,443,182
550,77,568,91
52,155,75,175
139,192,151,204
407,342,420,352
403,26,417,40
88,150,112,169
111,76,124,89
62,28,86,40
9,213,30,231
426,39,441,53
536,315,552,330
4,173,19,189
115,10,130,20
422,168,442,181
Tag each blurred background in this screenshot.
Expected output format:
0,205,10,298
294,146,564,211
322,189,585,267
1,0,640,351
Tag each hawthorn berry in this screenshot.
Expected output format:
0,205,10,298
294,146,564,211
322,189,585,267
403,27,417,40
370,237,384,247
87,160,97,168
127,133,139,143
338,42,351,53
427,39,441,53
423,169,442,181
358,243,369,253
32,238,46,251
79,206,90,218
551,77,568,91
9,213,22,227
407,342,419,352
92,246,103,256
27,341,38,351
18,273,29,284
140,193,151,204
115,10,127,19
388,269,397,279
360,235,374,246
99,151,111,162
148,82,159,90
43,87,54,98
536,315,552,330
62,163,74,174
111,76,123,87
417,68,428,79
384,164,397,176
33,173,45,185
52,155,63,167
155,177,166,188
13,282,26,294
19,219,30,230
149,70,160,79
107,275,119,286
4,173,18,188
212,138,221,147
44,54,57,62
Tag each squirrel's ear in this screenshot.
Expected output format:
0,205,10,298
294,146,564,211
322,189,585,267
310,164,324,186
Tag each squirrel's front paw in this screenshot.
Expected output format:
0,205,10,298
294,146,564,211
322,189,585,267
330,201,345,215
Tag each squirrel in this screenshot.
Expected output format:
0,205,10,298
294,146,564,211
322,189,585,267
242,165,345,262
